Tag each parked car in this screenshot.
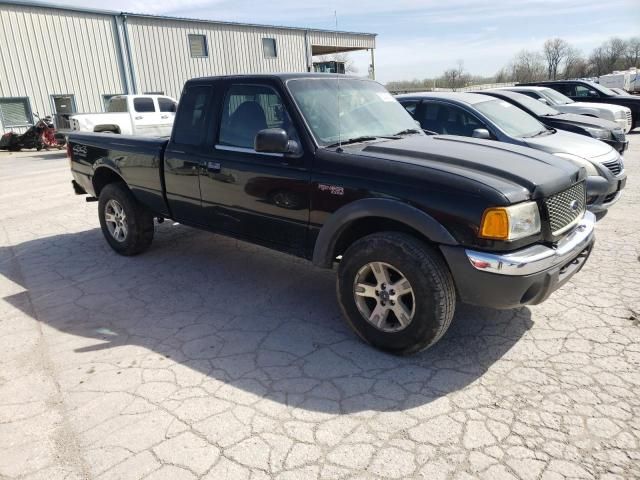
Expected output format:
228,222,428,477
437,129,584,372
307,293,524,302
517,80,639,131
503,86,632,133
475,89,628,154
69,95,178,137
397,92,626,213
68,74,595,355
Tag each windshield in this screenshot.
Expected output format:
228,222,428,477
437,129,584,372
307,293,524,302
475,99,546,138
505,92,560,116
540,88,574,105
586,81,617,96
286,78,419,146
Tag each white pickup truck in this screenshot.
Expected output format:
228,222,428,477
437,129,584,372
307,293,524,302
69,95,178,137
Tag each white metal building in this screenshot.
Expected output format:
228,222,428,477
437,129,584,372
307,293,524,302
0,0,376,133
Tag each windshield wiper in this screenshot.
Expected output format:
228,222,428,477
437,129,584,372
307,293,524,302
325,136,379,148
392,128,422,136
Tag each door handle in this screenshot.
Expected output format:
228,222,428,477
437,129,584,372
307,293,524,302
207,161,221,173
161,115,169,119
135,116,143,120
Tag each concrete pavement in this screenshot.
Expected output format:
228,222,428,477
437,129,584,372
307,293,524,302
1,138,639,479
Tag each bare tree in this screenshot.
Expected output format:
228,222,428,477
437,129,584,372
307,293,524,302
441,60,468,90
509,50,546,83
625,37,640,68
315,52,358,74
543,38,569,80
562,46,588,79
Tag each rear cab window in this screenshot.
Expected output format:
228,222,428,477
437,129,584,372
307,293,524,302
172,86,213,146
106,97,127,113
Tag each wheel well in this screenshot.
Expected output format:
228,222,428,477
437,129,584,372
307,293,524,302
331,217,431,260
93,168,125,196
94,124,121,134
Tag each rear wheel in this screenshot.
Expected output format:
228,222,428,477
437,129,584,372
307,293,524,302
337,232,456,355
98,182,154,255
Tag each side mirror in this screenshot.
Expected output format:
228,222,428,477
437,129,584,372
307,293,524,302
472,128,492,140
538,98,549,105
254,128,300,155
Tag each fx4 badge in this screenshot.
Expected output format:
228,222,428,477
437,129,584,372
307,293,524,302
318,184,344,196
72,144,88,156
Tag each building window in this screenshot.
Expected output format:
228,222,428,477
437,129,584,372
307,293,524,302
133,97,156,113
262,38,277,58
51,94,76,114
188,34,208,58
144,91,165,95
0,97,32,128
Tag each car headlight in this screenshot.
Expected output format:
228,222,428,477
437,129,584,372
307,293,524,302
614,110,627,119
553,152,599,176
479,201,541,241
582,126,612,140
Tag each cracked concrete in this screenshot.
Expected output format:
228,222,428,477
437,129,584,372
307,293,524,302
1,136,639,479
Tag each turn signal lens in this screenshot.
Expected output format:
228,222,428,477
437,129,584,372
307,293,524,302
479,202,542,241
479,208,509,240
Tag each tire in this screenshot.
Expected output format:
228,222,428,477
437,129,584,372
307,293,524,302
337,232,456,355
98,182,154,255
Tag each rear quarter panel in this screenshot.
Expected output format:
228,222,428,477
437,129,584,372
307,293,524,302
68,133,169,216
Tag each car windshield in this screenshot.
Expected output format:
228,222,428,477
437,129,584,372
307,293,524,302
286,78,420,146
586,81,617,96
503,92,560,116
540,88,574,105
475,99,546,138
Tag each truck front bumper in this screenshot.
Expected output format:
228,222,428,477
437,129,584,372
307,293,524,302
440,211,595,309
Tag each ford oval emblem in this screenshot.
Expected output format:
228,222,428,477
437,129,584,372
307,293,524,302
569,200,579,211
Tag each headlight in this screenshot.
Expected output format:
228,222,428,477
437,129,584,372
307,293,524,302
582,126,611,140
479,201,541,241
553,152,599,176
614,110,627,119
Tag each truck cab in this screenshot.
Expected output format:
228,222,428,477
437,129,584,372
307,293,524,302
69,94,177,136
67,74,596,355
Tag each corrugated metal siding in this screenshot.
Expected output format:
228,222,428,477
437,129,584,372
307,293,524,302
126,17,309,100
0,3,126,132
307,31,375,50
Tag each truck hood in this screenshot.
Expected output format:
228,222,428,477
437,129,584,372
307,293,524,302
571,101,628,114
350,135,581,202
523,129,614,160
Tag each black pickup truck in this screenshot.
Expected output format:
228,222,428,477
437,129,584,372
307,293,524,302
68,74,595,354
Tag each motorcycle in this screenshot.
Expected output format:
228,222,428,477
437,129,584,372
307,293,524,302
0,113,66,151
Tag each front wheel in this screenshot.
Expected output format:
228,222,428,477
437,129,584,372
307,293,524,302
337,232,456,355
98,182,154,255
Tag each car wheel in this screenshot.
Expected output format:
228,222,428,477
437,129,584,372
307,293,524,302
337,232,456,355
98,182,154,255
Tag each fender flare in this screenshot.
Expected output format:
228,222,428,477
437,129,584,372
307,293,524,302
312,198,458,268
91,163,125,195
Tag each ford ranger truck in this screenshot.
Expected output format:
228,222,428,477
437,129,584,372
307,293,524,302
68,74,595,355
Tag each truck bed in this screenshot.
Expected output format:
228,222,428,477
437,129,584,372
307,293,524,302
68,132,170,216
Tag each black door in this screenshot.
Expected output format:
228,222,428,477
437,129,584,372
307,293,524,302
163,84,214,224
198,81,310,253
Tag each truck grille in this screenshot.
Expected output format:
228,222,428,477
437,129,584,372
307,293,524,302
602,157,623,176
544,182,586,236
626,111,633,129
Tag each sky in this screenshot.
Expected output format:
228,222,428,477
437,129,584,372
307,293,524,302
35,0,640,83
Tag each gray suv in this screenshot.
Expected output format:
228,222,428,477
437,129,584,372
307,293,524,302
397,92,626,213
